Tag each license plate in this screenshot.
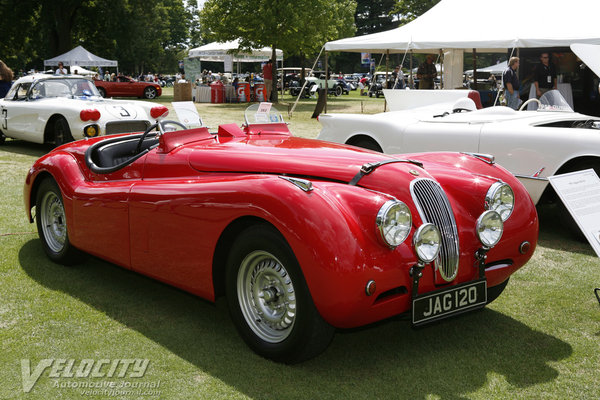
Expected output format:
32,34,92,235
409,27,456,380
412,279,487,326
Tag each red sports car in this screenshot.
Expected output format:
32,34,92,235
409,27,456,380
24,105,538,363
94,75,161,99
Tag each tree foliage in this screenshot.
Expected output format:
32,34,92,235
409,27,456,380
0,0,192,74
354,0,398,36
392,0,441,25
199,0,356,59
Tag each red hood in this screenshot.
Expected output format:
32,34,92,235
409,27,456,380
188,135,431,183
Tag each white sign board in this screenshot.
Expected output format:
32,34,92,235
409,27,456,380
171,101,203,128
548,169,600,257
224,54,233,73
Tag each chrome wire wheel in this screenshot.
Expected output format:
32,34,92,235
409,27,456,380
39,190,67,253
237,250,297,343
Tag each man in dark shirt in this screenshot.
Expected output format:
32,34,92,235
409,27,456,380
503,57,520,110
534,52,557,98
417,55,436,89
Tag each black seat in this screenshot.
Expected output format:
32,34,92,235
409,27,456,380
85,134,159,174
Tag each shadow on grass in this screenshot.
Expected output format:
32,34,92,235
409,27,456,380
19,239,571,399
0,139,49,158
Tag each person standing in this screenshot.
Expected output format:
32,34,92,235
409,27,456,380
417,55,436,89
262,59,273,102
503,57,520,110
534,52,557,98
0,60,14,98
55,62,67,75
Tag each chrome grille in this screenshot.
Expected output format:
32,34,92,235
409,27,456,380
105,120,150,135
410,178,459,282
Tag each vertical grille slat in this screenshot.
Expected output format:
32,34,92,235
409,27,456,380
411,178,460,282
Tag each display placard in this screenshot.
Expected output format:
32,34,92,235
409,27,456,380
548,169,600,257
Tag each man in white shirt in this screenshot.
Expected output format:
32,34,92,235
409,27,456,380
55,62,67,75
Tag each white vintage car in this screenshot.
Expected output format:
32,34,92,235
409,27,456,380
0,74,164,146
318,90,600,208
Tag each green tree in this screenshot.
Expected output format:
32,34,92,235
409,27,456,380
354,0,398,36
200,0,357,101
392,0,441,25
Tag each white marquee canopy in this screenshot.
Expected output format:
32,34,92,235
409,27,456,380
325,0,600,53
44,45,117,67
188,40,283,62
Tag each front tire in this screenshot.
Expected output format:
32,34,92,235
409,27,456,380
144,87,157,99
53,117,74,147
226,225,334,363
35,178,83,265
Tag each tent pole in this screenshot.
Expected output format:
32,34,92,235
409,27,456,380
290,46,325,117
439,49,443,89
325,51,328,114
385,50,389,112
409,50,413,89
472,49,477,91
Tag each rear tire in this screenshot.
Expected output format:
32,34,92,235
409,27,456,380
335,85,343,96
144,87,157,99
0,131,5,145
225,224,334,363
35,178,83,265
349,137,383,153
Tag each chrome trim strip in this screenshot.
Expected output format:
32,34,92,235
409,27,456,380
461,152,495,165
278,176,313,192
514,174,549,182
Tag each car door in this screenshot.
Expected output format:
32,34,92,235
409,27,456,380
0,82,46,143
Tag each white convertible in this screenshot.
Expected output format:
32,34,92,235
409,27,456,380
318,90,600,207
0,74,164,146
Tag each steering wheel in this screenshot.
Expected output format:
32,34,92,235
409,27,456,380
519,98,541,111
135,120,188,154
136,122,160,154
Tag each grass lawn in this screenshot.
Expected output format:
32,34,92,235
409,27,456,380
0,90,599,399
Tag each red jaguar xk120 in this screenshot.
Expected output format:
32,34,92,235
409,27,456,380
24,104,538,363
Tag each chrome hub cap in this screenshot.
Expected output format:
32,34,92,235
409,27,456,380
237,250,297,343
40,191,66,253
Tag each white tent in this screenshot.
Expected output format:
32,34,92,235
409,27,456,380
70,65,97,76
44,45,118,67
465,61,507,76
188,40,283,62
325,0,600,53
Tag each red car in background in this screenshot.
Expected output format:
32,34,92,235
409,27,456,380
94,75,161,99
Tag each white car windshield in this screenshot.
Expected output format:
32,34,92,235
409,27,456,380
29,78,101,100
244,103,284,125
538,90,573,112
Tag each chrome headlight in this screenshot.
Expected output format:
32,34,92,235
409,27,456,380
413,223,441,263
376,200,412,248
485,182,514,221
476,210,503,248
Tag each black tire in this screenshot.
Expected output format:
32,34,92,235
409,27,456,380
349,137,383,153
486,278,509,305
368,92,373,97
375,92,381,98
225,224,335,363
144,87,157,99
35,178,83,265
0,131,5,145
53,117,74,147
97,87,106,98
334,85,343,97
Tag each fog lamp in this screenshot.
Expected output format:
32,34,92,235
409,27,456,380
83,125,99,137
413,223,441,264
476,210,503,248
